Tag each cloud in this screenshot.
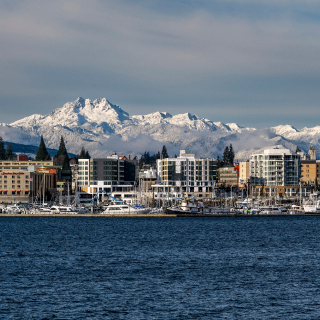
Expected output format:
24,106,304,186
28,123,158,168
1,0,320,127
99,133,179,157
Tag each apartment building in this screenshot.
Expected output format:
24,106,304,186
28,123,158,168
250,149,301,186
218,165,239,187
300,160,317,185
78,156,136,195
153,150,216,199
239,161,250,188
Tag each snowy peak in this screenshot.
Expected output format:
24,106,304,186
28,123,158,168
271,125,298,135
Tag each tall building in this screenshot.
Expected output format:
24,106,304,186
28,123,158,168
250,149,301,186
300,160,316,185
239,161,250,188
77,155,136,194
153,150,216,198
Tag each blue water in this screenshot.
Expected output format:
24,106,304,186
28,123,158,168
1,217,320,319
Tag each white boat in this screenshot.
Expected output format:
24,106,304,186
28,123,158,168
50,206,79,214
303,193,320,213
102,204,151,214
259,207,282,215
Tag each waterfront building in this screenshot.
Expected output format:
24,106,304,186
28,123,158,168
152,150,216,199
77,156,137,202
239,161,250,188
250,149,301,187
218,165,239,187
139,167,157,191
300,160,316,185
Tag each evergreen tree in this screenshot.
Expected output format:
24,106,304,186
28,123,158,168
174,154,177,158
36,135,50,161
216,156,222,169
84,150,91,159
54,135,70,171
62,154,71,171
45,154,51,161
296,146,301,153
222,146,229,166
161,145,169,158
6,143,14,160
0,137,6,160
229,144,235,165
57,136,68,157
155,151,161,160
78,146,86,159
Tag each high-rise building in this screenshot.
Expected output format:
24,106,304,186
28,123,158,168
153,150,216,198
77,155,136,194
250,149,301,186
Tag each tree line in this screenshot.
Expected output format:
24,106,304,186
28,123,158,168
0,137,15,160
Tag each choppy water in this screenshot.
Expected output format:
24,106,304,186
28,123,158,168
1,216,320,319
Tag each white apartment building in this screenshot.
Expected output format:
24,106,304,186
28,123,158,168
153,150,216,199
250,149,301,186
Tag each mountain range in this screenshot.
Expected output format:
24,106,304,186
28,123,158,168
1,97,319,160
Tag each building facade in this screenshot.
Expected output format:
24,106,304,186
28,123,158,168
300,160,316,185
78,156,136,195
218,165,239,187
153,150,216,199
250,149,301,186
239,161,250,188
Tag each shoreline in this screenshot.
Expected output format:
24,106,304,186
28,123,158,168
0,213,320,217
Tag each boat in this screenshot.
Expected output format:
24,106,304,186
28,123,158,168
166,199,237,215
258,207,282,215
50,206,79,214
303,192,320,213
102,204,151,214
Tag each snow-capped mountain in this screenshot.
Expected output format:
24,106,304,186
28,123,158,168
1,97,320,159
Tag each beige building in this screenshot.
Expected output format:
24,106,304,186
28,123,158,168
300,160,316,185
218,166,239,187
0,160,53,172
239,162,250,188
0,160,54,202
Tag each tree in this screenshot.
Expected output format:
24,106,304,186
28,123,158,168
6,143,14,160
45,154,51,161
78,146,86,159
36,135,50,161
174,154,177,158
54,135,70,171
62,154,71,171
0,137,6,160
296,146,301,153
161,145,169,159
155,151,161,160
222,146,229,166
84,150,91,159
229,144,235,165
57,136,68,157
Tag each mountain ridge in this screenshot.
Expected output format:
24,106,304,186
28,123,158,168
3,97,320,160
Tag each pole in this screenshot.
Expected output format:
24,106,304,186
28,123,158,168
43,173,45,206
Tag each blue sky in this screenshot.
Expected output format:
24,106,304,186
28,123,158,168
1,0,320,127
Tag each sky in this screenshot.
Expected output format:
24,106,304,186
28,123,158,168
1,0,320,128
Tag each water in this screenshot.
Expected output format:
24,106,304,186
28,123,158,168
1,216,320,319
